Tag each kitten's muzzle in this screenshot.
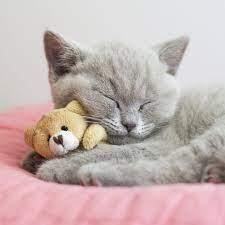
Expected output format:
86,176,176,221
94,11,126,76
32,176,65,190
122,122,136,132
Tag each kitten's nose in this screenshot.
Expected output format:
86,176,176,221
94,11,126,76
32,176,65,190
122,122,136,132
53,135,64,145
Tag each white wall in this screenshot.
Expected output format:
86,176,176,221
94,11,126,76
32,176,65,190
0,0,225,109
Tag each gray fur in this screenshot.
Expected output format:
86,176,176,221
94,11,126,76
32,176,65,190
23,31,225,186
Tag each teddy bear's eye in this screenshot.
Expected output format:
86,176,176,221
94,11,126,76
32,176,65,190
47,135,51,142
61,126,68,131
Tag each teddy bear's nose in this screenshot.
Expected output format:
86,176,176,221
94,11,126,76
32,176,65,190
53,135,64,145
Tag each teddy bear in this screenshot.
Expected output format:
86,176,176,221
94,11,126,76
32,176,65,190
24,100,107,159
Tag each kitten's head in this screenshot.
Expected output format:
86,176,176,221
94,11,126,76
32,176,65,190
44,31,189,144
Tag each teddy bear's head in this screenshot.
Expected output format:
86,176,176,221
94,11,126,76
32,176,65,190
24,101,88,158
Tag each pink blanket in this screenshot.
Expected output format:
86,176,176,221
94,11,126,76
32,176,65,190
0,103,225,225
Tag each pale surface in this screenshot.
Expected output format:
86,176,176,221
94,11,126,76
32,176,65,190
0,0,225,109
1,103,225,225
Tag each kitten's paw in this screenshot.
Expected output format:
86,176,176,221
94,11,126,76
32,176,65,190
77,162,110,186
36,158,79,184
201,163,225,183
77,162,140,187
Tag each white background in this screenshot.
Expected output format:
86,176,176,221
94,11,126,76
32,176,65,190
0,0,225,109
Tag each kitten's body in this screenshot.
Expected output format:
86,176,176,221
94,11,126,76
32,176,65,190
23,31,225,186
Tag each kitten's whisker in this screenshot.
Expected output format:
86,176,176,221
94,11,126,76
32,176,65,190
155,122,169,130
84,118,118,130
103,118,118,125
84,118,102,123
84,120,100,124
83,115,121,132
142,121,169,131
102,118,119,128
142,124,155,129
141,127,152,132
82,116,102,123
82,115,103,120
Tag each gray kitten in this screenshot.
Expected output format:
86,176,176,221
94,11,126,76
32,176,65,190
22,31,225,186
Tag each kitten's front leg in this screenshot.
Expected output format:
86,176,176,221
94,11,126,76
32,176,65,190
86,134,225,186
77,160,157,186
36,143,144,184
77,147,202,187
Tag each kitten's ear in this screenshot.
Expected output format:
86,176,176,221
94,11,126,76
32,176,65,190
43,30,85,76
153,36,189,75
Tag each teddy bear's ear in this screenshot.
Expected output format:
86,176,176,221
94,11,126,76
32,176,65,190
24,125,36,148
66,100,86,115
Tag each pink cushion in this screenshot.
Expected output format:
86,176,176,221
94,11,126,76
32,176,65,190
0,103,225,225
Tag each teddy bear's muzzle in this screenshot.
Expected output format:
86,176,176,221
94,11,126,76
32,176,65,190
49,130,80,156
53,135,64,146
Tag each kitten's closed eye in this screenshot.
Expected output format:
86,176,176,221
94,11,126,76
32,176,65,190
105,96,120,109
96,90,120,109
97,88,153,112
139,101,152,112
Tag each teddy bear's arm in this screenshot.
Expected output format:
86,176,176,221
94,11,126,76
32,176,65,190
82,124,107,150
